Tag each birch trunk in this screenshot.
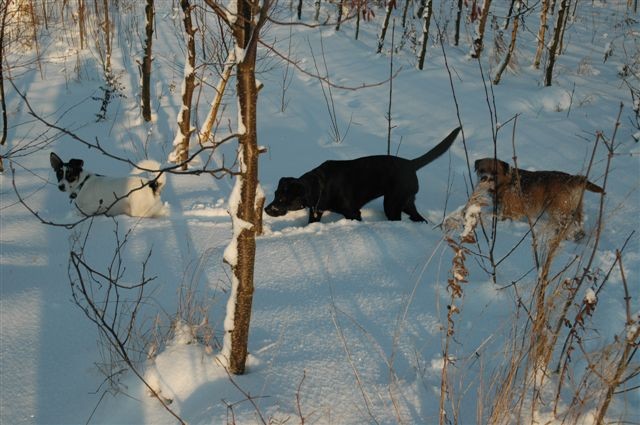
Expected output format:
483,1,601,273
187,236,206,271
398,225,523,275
78,0,85,49
169,0,197,169
493,1,520,85
0,0,7,172
355,1,361,40
544,0,568,86
471,0,492,58
533,0,549,68
376,0,394,53
401,0,411,29
417,0,432,70
221,0,268,375
203,0,269,375
199,50,235,145
557,0,572,54
335,0,344,31
141,0,154,122
454,0,463,46
102,0,111,73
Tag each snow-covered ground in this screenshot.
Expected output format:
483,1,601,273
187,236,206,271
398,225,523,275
1,1,639,424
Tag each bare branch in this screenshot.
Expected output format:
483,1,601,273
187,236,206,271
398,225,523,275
259,38,403,91
68,223,185,424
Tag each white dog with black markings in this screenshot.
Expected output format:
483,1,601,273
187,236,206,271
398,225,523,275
50,152,168,218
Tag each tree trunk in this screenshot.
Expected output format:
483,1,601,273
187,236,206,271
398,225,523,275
169,0,197,169
102,0,111,73
199,50,235,145
223,0,265,376
314,0,321,21
0,0,8,172
77,0,85,49
40,0,47,29
141,0,154,122
1,0,8,146
533,0,549,69
401,0,411,29
454,0,462,46
544,0,568,86
335,0,344,31
386,21,394,154
470,0,492,58
416,0,432,70
493,1,520,85
202,0,268,376
376,0,394,53
355,1,361,39
557,0,572,54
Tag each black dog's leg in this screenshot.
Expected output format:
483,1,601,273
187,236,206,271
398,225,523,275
403,201,427,222
308,208,324,223
341,209,362,221
383,196,403,221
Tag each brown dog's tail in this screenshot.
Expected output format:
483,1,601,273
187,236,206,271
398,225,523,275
412,127,462,170
585,180,604,193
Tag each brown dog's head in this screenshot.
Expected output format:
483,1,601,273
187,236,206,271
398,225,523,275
474,158,510,184
264,177,308,217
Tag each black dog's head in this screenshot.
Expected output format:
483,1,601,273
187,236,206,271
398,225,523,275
265,177,308,217
50,152,85,193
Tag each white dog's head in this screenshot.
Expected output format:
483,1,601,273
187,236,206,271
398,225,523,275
50,152,87,197
50,152,167,217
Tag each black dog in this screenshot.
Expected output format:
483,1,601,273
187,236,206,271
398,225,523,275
265,127,461,224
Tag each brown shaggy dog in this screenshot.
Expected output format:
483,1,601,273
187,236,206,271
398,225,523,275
474,158,604,240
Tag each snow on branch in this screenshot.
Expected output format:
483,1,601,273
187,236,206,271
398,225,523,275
443,180,492,244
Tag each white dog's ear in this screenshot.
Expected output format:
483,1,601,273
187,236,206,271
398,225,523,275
50,152,63,170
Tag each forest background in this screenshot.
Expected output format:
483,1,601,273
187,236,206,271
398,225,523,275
0,0,639,424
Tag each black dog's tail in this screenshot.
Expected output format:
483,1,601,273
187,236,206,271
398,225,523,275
411,127,461,170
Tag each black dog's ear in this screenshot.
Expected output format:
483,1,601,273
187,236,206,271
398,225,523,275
278,177,306,197
277,176,312,204
50,152,63,170
277,177,296,187
68,159,84,169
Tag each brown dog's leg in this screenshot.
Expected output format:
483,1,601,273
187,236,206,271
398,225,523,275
569,205,586,241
